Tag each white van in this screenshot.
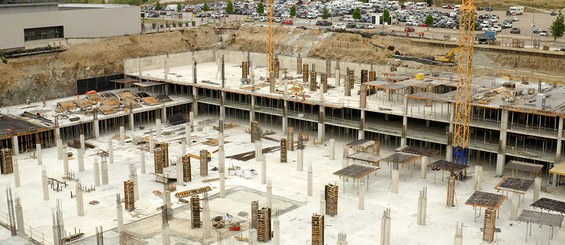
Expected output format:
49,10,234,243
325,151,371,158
509,6,524,15
414,2,427,9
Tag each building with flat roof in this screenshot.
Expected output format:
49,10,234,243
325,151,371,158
0,0,140,50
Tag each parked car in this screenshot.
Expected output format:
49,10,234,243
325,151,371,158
404,26,415,32
281,19,293,25
539,31,549,36
346,22,356,28
551,10,557,16
510,28,521,34
533,27,541,34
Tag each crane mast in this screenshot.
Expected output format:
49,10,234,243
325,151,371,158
267,0,275,92
453,0,476,169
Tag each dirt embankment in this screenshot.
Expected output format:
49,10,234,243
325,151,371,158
0,27,220,107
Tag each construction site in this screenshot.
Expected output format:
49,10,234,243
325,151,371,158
2,2,565,245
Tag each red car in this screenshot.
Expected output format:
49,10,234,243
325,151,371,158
282,19,293,25
419,23,428,27
404,26,415,32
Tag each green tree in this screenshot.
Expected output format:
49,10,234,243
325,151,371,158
177,3,182,12
290,6,297,18
257,2,264,15
352,7,361,21
203,3,210,12
155,1,162,10
226,1,234,14
383,9,391,25
425,14,433,30
426,0,433,7
550,11,565,41
322,8,330,20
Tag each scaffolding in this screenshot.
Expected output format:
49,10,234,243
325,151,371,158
302,64,309,84
483,208,496,242
280,138,287,163
257,207,271,242
190,195,201,228
154,148,165,174
160,143,169,168
124,180,135,212
310,71,317,91
182,154,191,182
312,213,324,245
0,148,13,174
325,184,338,217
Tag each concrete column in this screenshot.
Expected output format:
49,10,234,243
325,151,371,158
446,103,455,161
510,194,519,220
36,143,42,165
496,109,509,176
556,117,564,161
358,110,365,140
108,139,114,164
474,165,483,190
63,146,69,176
94,159,100,187
335,69,341,86
80,134,85,152
282,101,288,135
320,191,326,215
255,140,262,161
218,146,225,173
273,214,280,245
454,222,463,245
185,123,192,147
177,158,184,186
248,229,257,245
417,187,427,226
261,159,266,184
297,149,304,171
420,156,429,179
220,172,225,198
380,208,391,245
93,120,100,138
149,136,155,153
401,95,408,146
318,105,325,142
308,164,313,196
42,169,49,201
116,194,123,233
156,118,162,137
57,138,63,160
130,165,139,200
202,193,211,240
78,149,85,172
101,160,109,185
359,182,365,210
15,197,24,235
391,169,399,193
129,113,135,131
12,135,19,155
181,139,187,156
140,151,146,174
329,139,335,160
533,177,541,201
14,160,20,187
119,126,125,146
161,107,167,125
267,178,272,208
76,182,84,217
162,224,170,245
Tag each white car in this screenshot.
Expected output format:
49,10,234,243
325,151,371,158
491,25,502,32
512,16,519,21
540,31,549,36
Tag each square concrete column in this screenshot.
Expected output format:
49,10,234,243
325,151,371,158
12,135,19,155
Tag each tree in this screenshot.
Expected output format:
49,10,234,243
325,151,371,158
426,0,433,7
383,9,391,25
226,1,234,14
352,7,361,21
322,8,330,20
550,11,565,41
203,3,210,12
425,14,433,30
290,6,297,18
155,1,162,10
177,3,182,12
257,2,264,15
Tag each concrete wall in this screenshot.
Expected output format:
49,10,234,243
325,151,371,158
0,5,140,50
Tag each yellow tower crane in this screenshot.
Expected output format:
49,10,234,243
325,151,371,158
452,0,476,172
267,0,275,92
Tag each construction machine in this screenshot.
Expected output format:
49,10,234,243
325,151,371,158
435,48,458,63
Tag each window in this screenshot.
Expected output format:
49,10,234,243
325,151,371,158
24,26,64,42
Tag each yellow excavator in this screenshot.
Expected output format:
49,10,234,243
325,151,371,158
435,48,458,63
